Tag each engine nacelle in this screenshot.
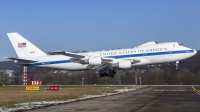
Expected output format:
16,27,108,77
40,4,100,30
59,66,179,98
112,61,132,69
88,57,102,65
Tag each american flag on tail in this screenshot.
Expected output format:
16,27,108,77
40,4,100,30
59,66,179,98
18,42,26,48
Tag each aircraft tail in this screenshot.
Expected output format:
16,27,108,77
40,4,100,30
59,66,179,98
7,32,47,58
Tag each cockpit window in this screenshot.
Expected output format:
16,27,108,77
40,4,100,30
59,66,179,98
179,43,183,46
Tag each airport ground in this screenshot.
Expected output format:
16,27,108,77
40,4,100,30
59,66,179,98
0,86,128,108
27,86,200,112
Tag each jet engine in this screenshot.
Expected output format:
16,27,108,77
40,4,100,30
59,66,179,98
89,57,102,65
81,57,102,65
112,61,132,69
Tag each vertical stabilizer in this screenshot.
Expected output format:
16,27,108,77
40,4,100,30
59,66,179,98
7,32,47,58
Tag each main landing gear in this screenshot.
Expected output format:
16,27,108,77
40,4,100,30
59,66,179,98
99,70,116,78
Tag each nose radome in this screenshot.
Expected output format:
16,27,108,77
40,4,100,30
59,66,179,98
194,49,197,54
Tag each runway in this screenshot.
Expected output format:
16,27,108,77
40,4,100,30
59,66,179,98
27,86,200,112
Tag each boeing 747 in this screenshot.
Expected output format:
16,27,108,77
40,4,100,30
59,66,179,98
6,32,197,77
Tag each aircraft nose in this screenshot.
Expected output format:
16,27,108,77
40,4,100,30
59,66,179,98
194,49,197,54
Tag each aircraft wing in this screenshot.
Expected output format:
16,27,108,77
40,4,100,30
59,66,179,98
91,63,109,70
51,51,85,59
50,51,140,67
85,63,110,71
102,58,113,63
5,57,37,63
51,51,113,61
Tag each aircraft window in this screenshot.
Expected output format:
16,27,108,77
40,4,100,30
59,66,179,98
179,43,183,46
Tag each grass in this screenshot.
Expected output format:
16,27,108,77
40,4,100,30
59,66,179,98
0,86,128,108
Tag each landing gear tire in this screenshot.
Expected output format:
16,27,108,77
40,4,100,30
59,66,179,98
175,61,179,70
99,70,116,78
108,70,116,78
99,72,108,77
99,73,103,77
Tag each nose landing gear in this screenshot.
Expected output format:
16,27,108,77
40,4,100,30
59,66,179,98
175,61,179,70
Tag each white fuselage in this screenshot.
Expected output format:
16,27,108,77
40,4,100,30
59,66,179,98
21,42,196,70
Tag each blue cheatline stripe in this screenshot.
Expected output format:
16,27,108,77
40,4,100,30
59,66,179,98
26,49,194,66
25,60,72,66
172,50,194,54
49,60,71,64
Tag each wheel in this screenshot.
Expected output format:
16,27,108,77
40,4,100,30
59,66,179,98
107,70,116,77
103,72,108,76
99,72,108,77
99,73,103,77
112,71,116,74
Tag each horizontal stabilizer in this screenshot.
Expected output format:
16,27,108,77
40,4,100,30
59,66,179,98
6,57,37,63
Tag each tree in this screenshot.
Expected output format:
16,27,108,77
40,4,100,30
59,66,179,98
176,69,196,85
0,71,9,84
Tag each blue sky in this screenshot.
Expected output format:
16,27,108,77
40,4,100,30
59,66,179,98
0,0,200,61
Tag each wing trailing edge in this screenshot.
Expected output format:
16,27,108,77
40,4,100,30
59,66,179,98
50,51,85,59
